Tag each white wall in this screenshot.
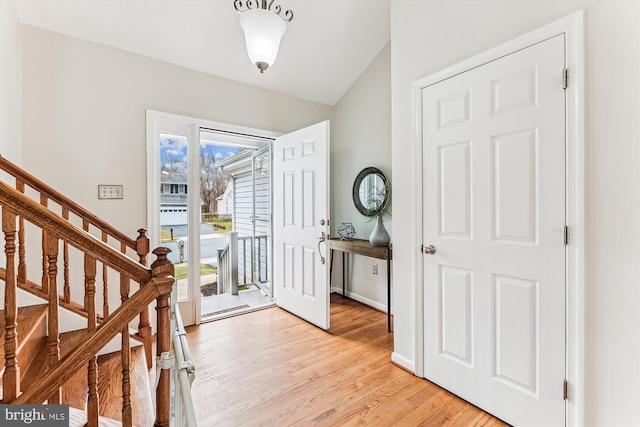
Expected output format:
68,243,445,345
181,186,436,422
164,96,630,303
391,1,639,425
20,25,332,322
0,0,22,165
21,25,332,236
331,43,391,310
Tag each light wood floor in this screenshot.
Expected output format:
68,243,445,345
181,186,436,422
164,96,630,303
186,294,509,426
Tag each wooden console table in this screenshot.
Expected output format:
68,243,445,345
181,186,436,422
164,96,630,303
329,238,392,332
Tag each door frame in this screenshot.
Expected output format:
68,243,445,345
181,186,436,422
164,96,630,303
411,11,585,425
146,110,279,325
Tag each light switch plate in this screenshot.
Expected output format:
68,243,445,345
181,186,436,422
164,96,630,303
98,185,123,199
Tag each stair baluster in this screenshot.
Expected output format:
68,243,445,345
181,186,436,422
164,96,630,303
45,234,61,404
40,195,49,294
62,207,70,303
102,231,110,318
136,228,153,368
16,180,26,285
85,253,99,427
120,264,133,426
121,326,132,427
2,207,20,402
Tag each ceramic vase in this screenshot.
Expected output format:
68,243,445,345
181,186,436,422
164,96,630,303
369,215,390,247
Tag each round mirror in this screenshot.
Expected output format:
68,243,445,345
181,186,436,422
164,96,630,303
352,167,390,217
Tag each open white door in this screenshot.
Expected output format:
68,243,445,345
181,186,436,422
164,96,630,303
273,121,330,329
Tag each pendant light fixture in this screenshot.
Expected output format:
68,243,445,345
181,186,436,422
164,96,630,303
234,0,293,73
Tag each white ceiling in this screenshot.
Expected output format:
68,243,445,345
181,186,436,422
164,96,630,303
14,0,391,106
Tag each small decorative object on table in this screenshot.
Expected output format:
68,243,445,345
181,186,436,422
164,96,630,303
337,222,356,240
369,215,390,247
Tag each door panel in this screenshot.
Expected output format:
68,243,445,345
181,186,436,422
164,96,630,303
273,121,330,330
422,36,566,425
492,129,538,243
439,141,472,238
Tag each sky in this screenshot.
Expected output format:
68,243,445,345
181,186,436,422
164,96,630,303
159,132,241,170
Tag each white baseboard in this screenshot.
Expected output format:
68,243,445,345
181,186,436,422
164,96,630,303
391,352,415,374
331,287,387,313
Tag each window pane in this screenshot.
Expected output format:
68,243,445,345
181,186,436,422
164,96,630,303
159,132,189,302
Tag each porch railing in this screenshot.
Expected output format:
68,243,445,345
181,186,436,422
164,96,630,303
216,232,270,295
237,234,268,284
217,232,238,295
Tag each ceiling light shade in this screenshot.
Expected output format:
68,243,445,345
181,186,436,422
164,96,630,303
234,0,293,73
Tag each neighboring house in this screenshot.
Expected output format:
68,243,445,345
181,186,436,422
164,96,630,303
159,171,204,235
216,183,233,218
159,171,189,227
217,150,271,295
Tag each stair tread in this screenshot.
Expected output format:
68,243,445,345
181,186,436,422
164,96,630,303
59,330,91,410
69,406,127,427
0,304,48,353
60,329,89,357
0,304,48,373
19,330,154,426
21,322,87,391
97,345,154,427
60,342,154,427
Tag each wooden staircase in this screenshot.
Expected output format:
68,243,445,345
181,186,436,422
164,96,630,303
0,306,154,425
0,155,175,427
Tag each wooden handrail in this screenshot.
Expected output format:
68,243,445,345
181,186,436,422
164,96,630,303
0,155,137,250
12,275,171,404
0,181,149,284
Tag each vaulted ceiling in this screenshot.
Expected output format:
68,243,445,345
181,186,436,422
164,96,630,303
14,0,391,106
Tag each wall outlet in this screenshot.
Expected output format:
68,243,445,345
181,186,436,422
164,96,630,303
372,263,378,275
98,185,123,199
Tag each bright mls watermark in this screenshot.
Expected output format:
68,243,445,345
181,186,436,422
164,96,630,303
0,405,68,426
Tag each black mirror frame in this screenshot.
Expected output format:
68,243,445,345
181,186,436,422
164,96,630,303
352,167,390,217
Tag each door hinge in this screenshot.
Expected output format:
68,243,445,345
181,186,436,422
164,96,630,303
420,244,424,254
564,226,569,246
563,379,569,400
563,68,569,89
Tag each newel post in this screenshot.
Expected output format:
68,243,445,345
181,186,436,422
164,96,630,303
151,247,174,427
136,229,153,368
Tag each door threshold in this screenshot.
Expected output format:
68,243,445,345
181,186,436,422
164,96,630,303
200,301,276,323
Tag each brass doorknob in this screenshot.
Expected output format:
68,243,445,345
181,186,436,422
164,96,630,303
424,245,436,255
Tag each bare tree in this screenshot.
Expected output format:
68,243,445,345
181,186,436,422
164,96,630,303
161,150,186,173
200,148,230,214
